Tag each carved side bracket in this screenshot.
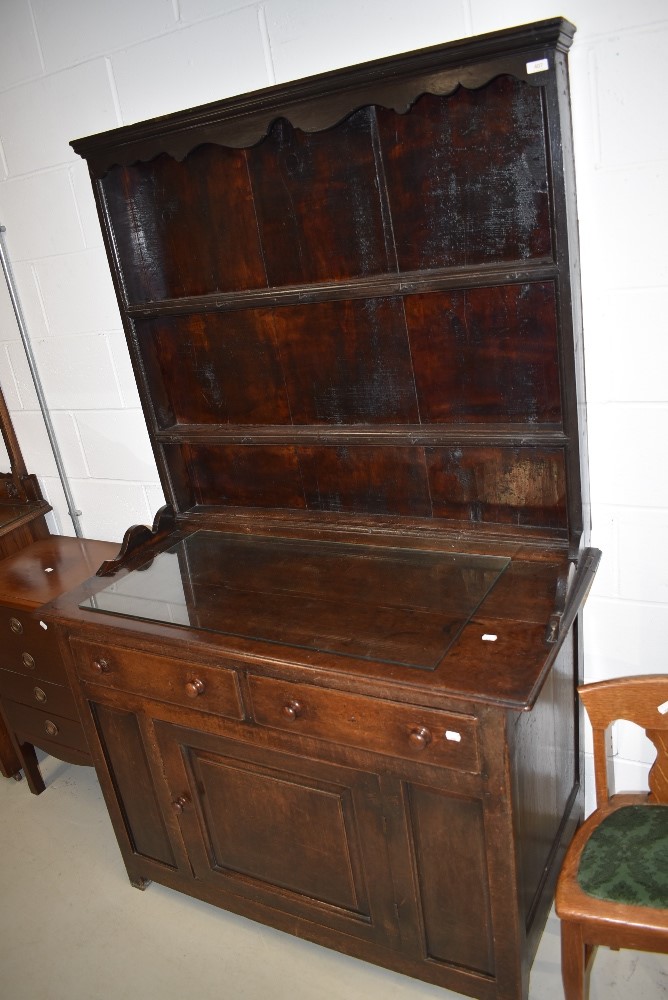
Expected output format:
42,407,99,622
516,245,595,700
545,561,576,643
545,548,602,644
96,503,176,576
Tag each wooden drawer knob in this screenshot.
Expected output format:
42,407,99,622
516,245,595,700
9,617,23,635
282,699,304,721
33,686,47,704
172,795,189,814
408,726,432,749
44,720,59,738
22,652,35,670
93,657,111,674
185,678,205,699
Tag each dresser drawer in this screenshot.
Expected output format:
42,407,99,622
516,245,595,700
248,676,480,772
2,700,89,755
0,669,79,719
0,606,66,684
70,639,244,720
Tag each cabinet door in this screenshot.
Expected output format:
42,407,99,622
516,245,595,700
403,782,495,976
91,701,178,870
155,720,400,947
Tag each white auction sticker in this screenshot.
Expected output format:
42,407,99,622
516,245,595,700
526,58,549,74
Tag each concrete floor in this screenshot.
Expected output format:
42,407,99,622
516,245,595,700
1,755,666,1000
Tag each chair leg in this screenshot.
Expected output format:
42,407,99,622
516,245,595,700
561,920,587,1000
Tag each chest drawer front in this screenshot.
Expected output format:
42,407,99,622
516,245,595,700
0,607,65,684
2,699,89,754
249,676,480,772
70,639,244,720
0,669,78,719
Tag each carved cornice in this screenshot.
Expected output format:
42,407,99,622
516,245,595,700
72,18,574,177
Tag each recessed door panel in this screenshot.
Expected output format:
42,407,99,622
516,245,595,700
155,721,399,946
194,754,365,912
407,783,495,975
92,702,176,868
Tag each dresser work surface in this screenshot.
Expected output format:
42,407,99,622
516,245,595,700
45,17,599,1000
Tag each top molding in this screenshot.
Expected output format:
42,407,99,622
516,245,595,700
72,17,575,177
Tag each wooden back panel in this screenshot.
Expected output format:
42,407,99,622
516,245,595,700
73,20,586,551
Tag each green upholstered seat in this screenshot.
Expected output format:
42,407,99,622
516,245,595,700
577,804,668,907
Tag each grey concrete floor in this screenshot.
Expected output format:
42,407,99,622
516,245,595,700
1,754,666,1000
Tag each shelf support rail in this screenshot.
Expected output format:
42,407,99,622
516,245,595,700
0,224,83,537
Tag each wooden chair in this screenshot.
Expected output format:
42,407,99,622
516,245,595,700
556,674,668,999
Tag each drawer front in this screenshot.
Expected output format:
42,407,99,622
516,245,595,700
70,639,244,720
2,699,89,754
0,606,66,685
249,676,480,772
0,669,79,719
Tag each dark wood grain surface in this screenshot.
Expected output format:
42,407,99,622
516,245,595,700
0,537,118,791
61,18,598,1000
92,61,584,551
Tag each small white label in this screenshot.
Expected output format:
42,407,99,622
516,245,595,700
445,730,462,743
39,620,48,630
44,567,54,573
526,57,549,75
482,633,498,642
658,700,668,715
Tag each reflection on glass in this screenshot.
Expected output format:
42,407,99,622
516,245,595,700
81,531,510,670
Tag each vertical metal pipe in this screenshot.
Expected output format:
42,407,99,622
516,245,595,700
0,224,83,537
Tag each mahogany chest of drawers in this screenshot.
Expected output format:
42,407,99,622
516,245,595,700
0,536,118,792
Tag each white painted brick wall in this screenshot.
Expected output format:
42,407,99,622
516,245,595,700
0,0,666,791
264,0,470,82
110,7,269,123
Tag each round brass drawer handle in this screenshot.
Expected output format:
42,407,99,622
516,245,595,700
408,726,432,749
33,686,47,704
44,720,59,738
172,795,189,815
185,678,205,699
9,617,23,635
282,699,304,721
93,657,111,674
22,652,35,670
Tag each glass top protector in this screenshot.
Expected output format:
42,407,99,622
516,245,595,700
81,531,510,670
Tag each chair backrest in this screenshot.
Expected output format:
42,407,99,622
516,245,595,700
579,674,668,809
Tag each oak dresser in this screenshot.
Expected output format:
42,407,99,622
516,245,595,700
43,18,599,1000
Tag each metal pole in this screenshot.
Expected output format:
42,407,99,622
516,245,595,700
0,224,83,537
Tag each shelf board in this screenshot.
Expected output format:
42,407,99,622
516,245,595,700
154,423,568,448
127,259,558,320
